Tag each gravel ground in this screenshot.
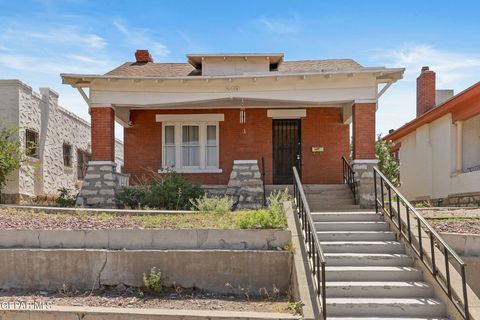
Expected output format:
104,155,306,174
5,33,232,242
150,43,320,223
420,208,480,234
0,207,242,230
0,287,290,313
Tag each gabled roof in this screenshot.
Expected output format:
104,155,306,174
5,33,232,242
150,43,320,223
105,59,364,77
384,81,480,142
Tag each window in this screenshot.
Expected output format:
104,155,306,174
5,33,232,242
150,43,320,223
77,149,91,180
162,122,220,172
182,125,200,167
25,129,39,158
63,143,72,167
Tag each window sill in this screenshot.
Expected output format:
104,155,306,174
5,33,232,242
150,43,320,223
159,168,223,174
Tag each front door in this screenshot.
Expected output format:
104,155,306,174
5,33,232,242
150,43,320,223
272,119,301,184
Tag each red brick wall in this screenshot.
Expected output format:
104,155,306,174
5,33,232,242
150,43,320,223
124,107,348,185
417,66,436,117
91,107,115,161
352,103,376,160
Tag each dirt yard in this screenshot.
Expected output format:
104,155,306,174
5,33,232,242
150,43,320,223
0,207,261,230
0,287,291,313
420,207,480,234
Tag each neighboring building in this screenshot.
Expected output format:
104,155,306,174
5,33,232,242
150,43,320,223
385,67,480,206
62,50,404,208
0,80,124,204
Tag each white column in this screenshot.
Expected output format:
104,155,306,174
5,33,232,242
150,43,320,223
455,121,463,173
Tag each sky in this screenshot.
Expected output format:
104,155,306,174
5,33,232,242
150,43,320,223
0,0,479,140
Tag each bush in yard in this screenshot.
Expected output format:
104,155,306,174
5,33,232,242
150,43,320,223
55,187,77,207
376,135,400,185
236,188,291,229
116,170,203,210
191,195,234,214
141,267,163,294
0,122,27,200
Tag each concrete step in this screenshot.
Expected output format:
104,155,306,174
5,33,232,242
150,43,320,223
303,184,350,192
311,212,382,222
310,204,362,211
325,253,413,266
307,198,356,206
317,231,396,242
326,281,434,298
315,221,390,231
306,192,354,199
326,298,445,317
320,241,405,254
325,266,423,281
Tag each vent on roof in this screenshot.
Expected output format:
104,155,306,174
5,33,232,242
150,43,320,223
135,50,153,63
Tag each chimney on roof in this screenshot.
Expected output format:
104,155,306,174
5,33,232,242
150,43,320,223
135,50,153,63
416,66,436,117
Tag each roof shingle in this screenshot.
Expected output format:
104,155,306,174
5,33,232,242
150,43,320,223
104,59,363,77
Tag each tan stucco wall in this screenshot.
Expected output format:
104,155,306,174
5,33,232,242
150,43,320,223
398,113,480,201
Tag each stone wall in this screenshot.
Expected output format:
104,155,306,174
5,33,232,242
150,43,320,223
0,80,124,203
412,192,480,207
226,160,264,209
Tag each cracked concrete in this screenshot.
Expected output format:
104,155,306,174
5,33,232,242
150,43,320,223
0,229,290,250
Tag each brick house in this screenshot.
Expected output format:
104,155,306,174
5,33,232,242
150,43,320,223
385,67,480,207
62,51,404,208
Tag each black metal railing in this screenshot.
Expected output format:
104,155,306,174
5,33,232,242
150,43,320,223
374,167,469,320
341,156,358,204
292,167,327,319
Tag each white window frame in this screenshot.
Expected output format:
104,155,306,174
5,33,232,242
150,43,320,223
161,121,221,173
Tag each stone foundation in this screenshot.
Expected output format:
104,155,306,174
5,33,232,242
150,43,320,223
412,192,480,208
352,160,378,209
76,161,118,208
226,160,264,210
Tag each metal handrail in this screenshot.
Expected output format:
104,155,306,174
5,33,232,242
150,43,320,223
373,167,469,320
341,156,358,204
292,167,327,320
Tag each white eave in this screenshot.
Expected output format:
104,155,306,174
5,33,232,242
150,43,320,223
61,67,405,88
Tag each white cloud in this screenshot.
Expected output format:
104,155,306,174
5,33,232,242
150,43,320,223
374,44,480,87
256,16,299,34
113,20,170,58
373,44,480,136
1,27,107,49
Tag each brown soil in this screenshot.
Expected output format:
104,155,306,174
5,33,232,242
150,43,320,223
420,208,480,234
0,287,291,313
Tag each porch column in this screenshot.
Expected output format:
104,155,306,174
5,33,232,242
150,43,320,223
352,103,378,208
76,106,118,208
455,120,463,173
91,107,115,161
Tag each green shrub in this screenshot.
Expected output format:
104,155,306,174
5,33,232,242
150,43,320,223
116,170,203,210
55,187,77,207
235,189,291,229
191,195,234,214
236,209,286,229
141,267,163,293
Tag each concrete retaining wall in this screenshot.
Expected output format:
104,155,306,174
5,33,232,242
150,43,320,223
0,249,292,294
0,229,291,250
0,306,299,320
441,232,480,297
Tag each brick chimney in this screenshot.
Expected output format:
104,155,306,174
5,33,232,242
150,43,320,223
135,50,153,63
416,66,436,117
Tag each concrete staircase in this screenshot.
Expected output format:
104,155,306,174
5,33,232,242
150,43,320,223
305,185,449,320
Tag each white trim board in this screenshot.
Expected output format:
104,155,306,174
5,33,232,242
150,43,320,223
156,114,224,122
267,109,306,119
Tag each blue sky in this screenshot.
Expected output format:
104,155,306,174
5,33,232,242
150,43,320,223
1,0,479,140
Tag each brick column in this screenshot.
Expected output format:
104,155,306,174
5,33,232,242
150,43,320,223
91,107,115,161
352,103,378,208
76,107,118,208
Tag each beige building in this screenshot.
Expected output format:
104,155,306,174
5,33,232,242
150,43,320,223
385,67,480,206
0,80,124,203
